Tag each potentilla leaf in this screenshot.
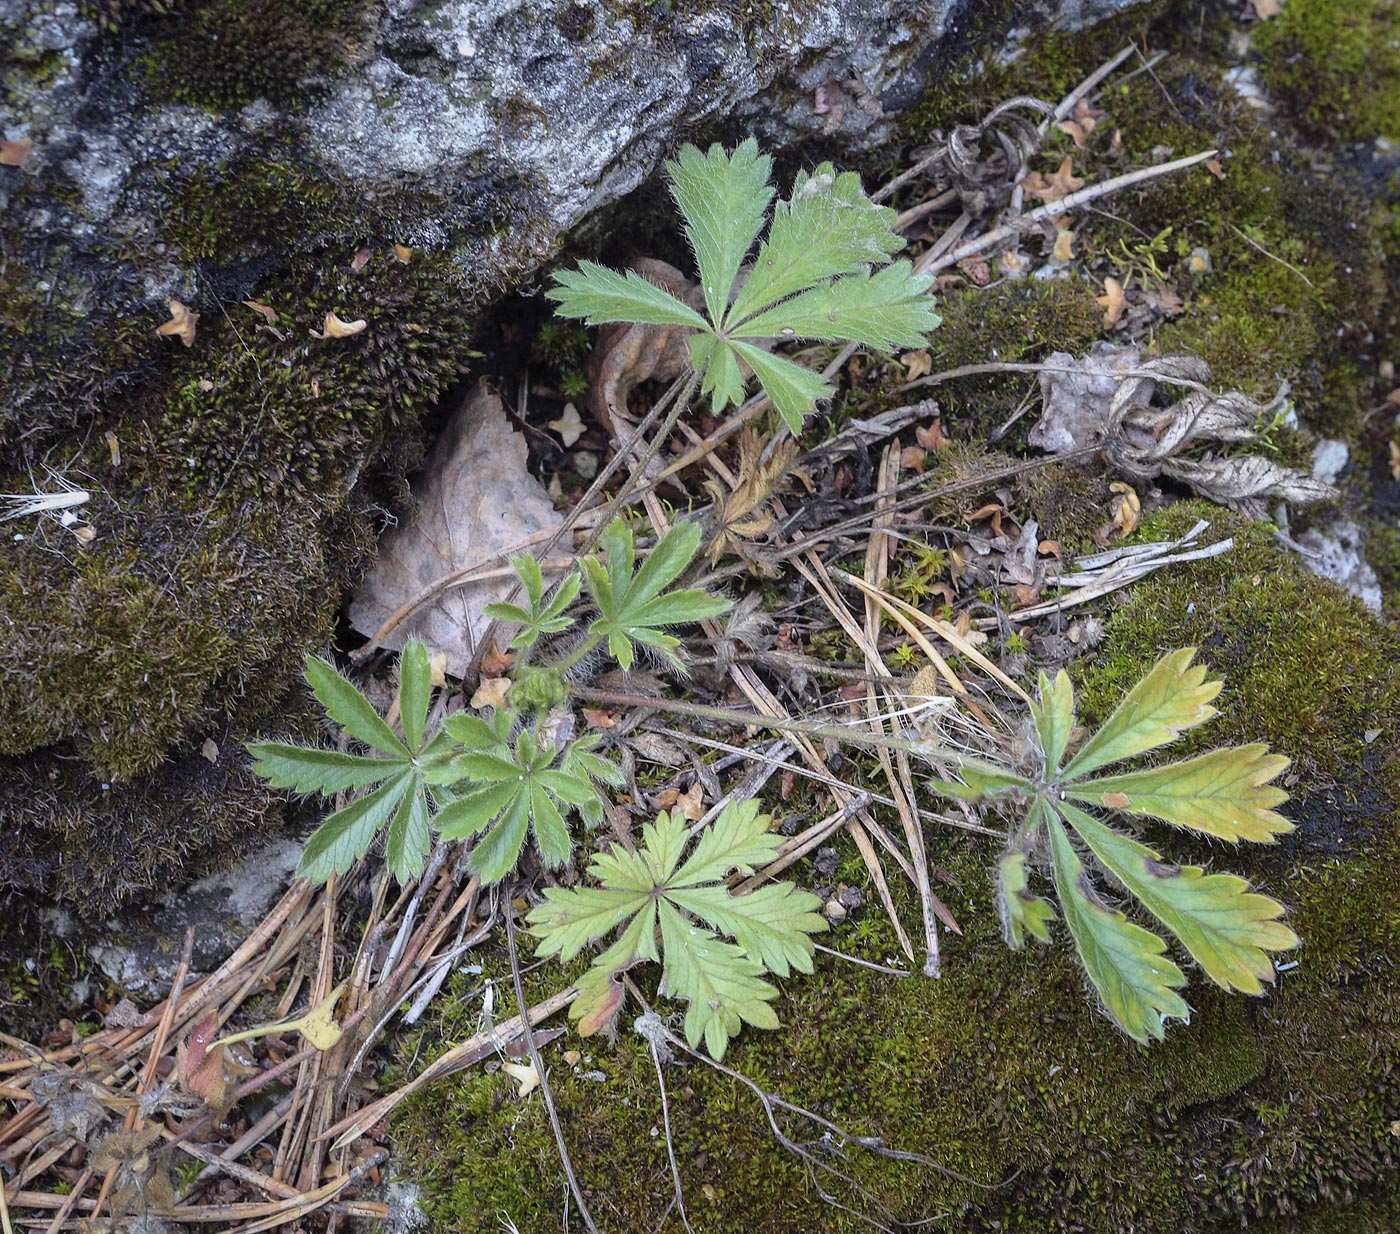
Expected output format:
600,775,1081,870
530,781,573,869
529,884,651,963
1030,669,1076,776
732,262,940,351
666,882,824,977
247,743,397,794
547,262,708,329
691,334,747,415
397,638,432,751
303,655,410,758
628,588,734,627
627,520,704,606
666,138,774,326
442,712,507,750
728,340,833,434
385,781,431,884
1061,647,1221,779
1046,809,1189,1043
1057,802,1298,994
670,798,780,885
1065,744,1293,843
433,779,518,840
658,900,780,1059
297,774,413,884
996,832,1056,949
727,163,907,325
529,800,823,1056
600,518,636,603
468,792,532,884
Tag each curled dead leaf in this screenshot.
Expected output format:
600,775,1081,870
502,1060,540,1098
312,313,368,339
156,299,198,347
548,402,584,447
471,677,512,711
1096,277,1126,327
394,244,414,263
1021,156,1084,202
242,299,279,324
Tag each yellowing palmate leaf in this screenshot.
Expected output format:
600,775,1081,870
1058,803,1297,994
1046,811,1189,1043
1061,647,1221,779
212,983,347,1051
996,830,1056,949
1066,744,1292,843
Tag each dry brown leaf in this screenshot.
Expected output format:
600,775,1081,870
1096,276,1127,327
587,257,703,431
916,418,949,451
900,444,926,474
502,1061,540,1098
313,312,368,339
583,707,618,729
351,246,373,272
1094,481,1141,545
1247,0,1282,18
0,137,32,167
104,431,121,466
1205,159,1227,180
156,299,198,347
901,350,933,380
394,244,414,263
704,427,797,576
1389,440,1400,481
349,383,564,676
471,677,512,711
243,299,279,324
675,782,705,821
548,402,584,447
1021,156,1084,202
480,640,515,677
1052,226,1076,263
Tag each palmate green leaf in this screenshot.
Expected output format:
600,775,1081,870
484,558,581,649
1057,802,1298,995
733,262,940,352
1060,647,1221,780
246,743,397,794
584,518,731,670
397,638,432,751
728,341,833,434
1030,669,1075,776
1065,745,1293,843
469,792,532,885
667,137,774,326
727,163,907,325
302,655,409,758
527,801,825,1057
690,334,748,416
547,262,708,330
658,899,780,1059
1046,809,1189,1044
297,773,413,884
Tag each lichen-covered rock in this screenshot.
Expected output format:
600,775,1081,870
0,0,1144,912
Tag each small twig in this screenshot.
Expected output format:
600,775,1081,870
923,148,1219,275
504,908,599,1234
1224,220,1317,289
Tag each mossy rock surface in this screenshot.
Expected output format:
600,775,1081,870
392,504,1399,1231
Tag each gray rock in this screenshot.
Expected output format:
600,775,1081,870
85,838,302,1000
1297,518,1383,612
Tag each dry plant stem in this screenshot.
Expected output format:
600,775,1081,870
504,910,599,1234
921,148,1219,275
321,986,578,1151
1045,44,1136,131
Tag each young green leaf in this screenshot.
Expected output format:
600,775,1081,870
1046,810,1190,1044
1056,802,1298,994
436,728,602,884
251,643,448,886
397,638,432,750
297,774,413,884
548,140,940,432
1064,745,1293,843
727,163,909,324
547,262,708,329
667,137,773,327
528,802,825,1058
1030,669,1075,776
582,519,731,671
1060,647,1221,779
484,558,581,650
